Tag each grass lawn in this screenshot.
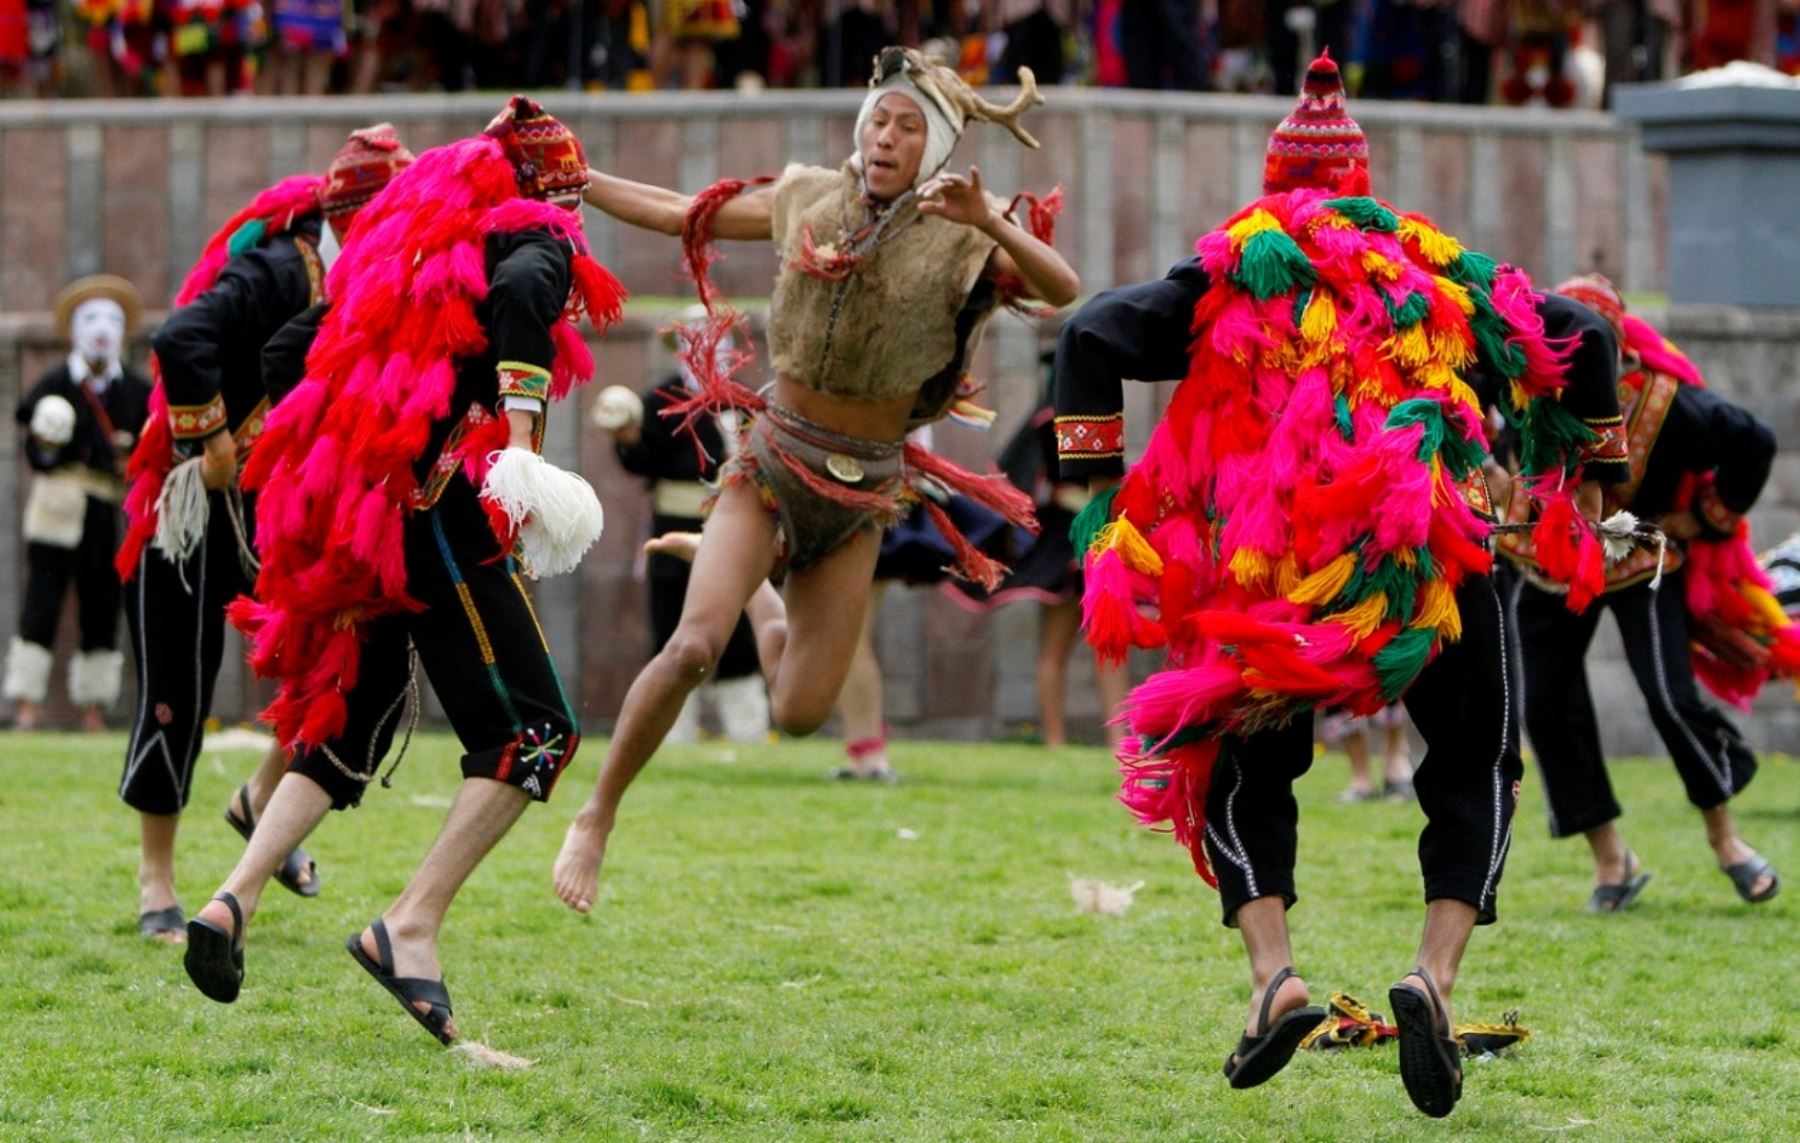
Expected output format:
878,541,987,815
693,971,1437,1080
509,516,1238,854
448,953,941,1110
0,733,1793,1141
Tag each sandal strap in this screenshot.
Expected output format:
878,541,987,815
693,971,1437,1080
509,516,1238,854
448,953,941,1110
1256,966,1299,1036
392,975,453,1012
1406,966,1449,1038
233,785,256,832
212,891,243,936
369,917,396,974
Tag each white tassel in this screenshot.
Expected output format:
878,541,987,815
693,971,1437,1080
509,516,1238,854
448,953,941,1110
1069,876,1145,917
480,447,605,579
152,456,211,567
3,637,53,704
68,649,124,709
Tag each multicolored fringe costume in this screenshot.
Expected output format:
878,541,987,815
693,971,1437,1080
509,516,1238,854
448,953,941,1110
1502,306,1800,708
228,134,625,752
116,173,325,581
1069,190,1619,884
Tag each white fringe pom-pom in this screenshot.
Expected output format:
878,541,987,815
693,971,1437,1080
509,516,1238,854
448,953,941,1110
481,447,605,579
29,395,77,446
1069,876,1145,917
590,385,643,432
152,456,211,566
1597,510,1641,565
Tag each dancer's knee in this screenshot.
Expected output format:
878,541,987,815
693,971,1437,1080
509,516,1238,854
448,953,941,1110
770,691,832,738
662,628,727,680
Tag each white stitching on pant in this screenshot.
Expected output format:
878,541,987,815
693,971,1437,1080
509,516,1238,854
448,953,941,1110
1213,756,1259,898
1646,582,1733,799
1481,581,1512,911
1506,574,1561,837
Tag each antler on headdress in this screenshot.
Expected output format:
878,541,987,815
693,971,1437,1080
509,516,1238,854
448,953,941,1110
875,47,1045,150
949,66,1044,149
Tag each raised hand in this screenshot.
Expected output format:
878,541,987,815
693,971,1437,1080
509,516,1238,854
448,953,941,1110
918,166,995,232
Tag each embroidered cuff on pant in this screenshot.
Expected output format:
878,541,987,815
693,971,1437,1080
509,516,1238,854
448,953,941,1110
1693,477,1743,539
1579,416,1629,482
168,395,227,450
1054,413,1125,479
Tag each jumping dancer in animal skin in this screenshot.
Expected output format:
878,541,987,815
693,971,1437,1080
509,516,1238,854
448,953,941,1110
116,124,413,944
1502,274,1788,910
1052,53,1625,1116
554,46,1078,912
181,97,624,1047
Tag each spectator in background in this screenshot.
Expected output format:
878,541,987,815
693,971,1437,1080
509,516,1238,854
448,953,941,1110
163,0,256,96
1266,1,1353,93
74,1,162,96
992,0,1068,84
1119,0,1208,88
656,0,742,87
264,0,346,94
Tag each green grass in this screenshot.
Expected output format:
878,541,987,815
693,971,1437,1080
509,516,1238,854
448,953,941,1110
0,734,1794,1140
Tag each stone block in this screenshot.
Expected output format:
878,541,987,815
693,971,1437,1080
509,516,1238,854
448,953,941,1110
102,126,171,306
203,125,271,236
2,129,68,313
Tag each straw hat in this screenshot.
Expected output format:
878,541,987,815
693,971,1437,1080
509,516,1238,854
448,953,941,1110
53,274,144,339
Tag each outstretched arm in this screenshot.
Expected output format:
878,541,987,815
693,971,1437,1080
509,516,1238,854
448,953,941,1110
583,169,775,241
920,167,1080,307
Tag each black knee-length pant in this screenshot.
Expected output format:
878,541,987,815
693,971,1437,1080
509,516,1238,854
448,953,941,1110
1203,575,1522,926
1510,568,1756,838
288,477,580,810
648,510,759,681
120,489,257,816
19,496,123,652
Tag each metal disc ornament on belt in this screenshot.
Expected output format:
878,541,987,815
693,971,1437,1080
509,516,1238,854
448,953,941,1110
825,453,865,483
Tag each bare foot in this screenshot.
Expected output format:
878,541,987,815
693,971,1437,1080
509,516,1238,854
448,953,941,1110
644,531,702,563
1715,836,1776,899
553,811,610,913
12,700,40,731
80,707,107,734
1244,970,1312,1038
359,921,458,1040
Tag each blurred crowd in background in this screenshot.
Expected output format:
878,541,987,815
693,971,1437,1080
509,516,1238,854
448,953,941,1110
1,1,1797,105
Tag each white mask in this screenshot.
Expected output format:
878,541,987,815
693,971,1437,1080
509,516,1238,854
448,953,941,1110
71,298,126,368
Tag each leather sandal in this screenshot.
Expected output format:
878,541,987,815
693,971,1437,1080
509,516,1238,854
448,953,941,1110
1390,966,1463,1118
184,892,246,1003
224,784,321,898
1221,966,1326,1089
346,918,456,1046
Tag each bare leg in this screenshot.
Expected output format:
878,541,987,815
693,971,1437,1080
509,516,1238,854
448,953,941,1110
1230,897,1311,1047
355,778,531,1039
242,741,292,817
13,699,41,731
138,812,182,942
1342,730,1377,798
1383,722,1415,792
81,706,107,733
1702,803,1775,897
836,582,889,774
554,485,779,911
1037,599,1080,747
1097,657,1130,749
1582,820,1631,887
301,51,333,94
193,772,333,937
1402,897,1477,1026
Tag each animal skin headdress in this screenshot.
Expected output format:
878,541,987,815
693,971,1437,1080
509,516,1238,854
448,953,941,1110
852,46,1044,187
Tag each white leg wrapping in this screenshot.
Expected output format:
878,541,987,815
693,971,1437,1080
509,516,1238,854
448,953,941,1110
69,649,124,709
3,637,53,704
666,688,702,745
480,447,605,579
713,673,770,743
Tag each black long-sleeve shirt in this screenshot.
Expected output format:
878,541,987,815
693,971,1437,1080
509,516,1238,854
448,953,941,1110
614,376,727,486
1051,256,1625,483
152,215,323,455
1629,383,1775,539
16,361,153,476
261,227,573,485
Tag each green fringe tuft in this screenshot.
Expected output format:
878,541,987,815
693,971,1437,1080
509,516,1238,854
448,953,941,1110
1291,287,1313,330
1371,557,1419,622
1324,197,1400,233
1387,398,1447,462
1469,291,1525,379
227,219,268,259
1449,249,1498,292
1334,392,1355,442
1375,626,1437,700
1389,291,1433,328
1069,484,1121,556
1518,397,1597,477
1412,545,1439,581
1231,228,1318,301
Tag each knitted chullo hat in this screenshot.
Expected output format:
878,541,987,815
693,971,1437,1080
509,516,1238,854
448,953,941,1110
484,95,588,207
321,123,415,219
1554,273,1627,345
1263,48,1370,196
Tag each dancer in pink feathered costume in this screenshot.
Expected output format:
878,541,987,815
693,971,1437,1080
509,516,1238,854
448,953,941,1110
182,97,625,1049
1504,274,1786,912
1052,53,1626,1115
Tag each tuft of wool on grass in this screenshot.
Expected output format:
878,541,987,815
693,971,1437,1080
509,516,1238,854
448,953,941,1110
453,1041,534,1070
1069,877,1145,917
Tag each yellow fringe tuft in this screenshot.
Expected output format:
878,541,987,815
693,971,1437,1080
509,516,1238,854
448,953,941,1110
1413,578,1462,640
1400,219,1465,267
1416,361,1459,391
1431,330,1477,371
1094,516,1165,576
1509,381,1530,411
1274,553,1302,597
1336,593,1389,639
1289,552,1357,605
1448,376,1482,416
1229,547,1272,587
1227,209,1284,249
1392,326,1434,368
1745,584,1789,629
1361,251,1404,282
1433,275,1476,315
1301,291,1338,343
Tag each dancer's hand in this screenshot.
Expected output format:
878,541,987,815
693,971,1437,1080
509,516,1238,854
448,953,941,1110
199,431,237,491
919,167,995,232
1657,509,1701,542
1575,479,1604,525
